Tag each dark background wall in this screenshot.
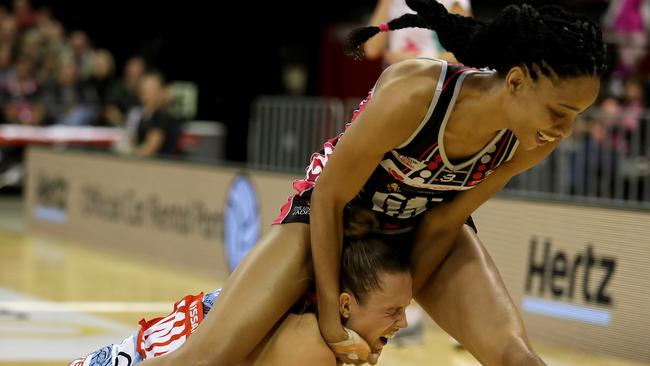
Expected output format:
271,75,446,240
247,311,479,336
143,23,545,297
0,0,609,161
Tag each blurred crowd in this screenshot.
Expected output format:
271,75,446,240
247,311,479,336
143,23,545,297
1,0,650,201
570,0,650,200
0,0,181,158
362,0,650,201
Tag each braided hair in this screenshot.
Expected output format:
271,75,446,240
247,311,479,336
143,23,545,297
345,0,606,79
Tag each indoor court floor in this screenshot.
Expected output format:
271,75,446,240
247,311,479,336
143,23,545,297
0,197,646,366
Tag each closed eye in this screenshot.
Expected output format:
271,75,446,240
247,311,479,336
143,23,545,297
549,108,565,119
391,307,404,317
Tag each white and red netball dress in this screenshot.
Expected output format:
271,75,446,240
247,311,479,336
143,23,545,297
68,289,221,366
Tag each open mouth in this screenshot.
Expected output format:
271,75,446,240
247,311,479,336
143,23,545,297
377,332,396,348
536,130,557,144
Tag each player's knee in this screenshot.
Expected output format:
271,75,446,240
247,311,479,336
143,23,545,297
500,336,545,366
502,350,545,366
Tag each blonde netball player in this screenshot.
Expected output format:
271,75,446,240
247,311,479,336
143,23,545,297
70,225,410,366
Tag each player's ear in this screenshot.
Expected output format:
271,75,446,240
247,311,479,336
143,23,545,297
339,292,353,319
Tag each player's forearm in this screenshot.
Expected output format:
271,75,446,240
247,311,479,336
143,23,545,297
310,188,346,341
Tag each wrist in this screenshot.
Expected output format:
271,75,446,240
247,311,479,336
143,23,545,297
320,321,347,343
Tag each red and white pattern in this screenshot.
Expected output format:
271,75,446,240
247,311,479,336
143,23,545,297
137,293,204,359
303,88,374,189
273,89,375,224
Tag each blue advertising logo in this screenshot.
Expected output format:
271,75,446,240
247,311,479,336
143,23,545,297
223,175,260,272
34,173,69,224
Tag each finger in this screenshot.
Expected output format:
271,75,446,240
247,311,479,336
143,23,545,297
367,352,380,365
336,354,364,365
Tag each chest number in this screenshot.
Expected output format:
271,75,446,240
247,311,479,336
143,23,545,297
439,173,457,182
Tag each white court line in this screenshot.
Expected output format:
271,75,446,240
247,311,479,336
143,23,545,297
0,301,172,313
0,287,137,361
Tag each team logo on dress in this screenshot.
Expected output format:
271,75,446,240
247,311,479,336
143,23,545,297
387,183,401,193
393,152,418,170
291,206,310,215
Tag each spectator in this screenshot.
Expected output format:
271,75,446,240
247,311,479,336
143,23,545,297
602,0,650,98
42,59,98,125
0,55,44,125
0,15,17,47
64,30,93,79
12,0,37,32
364,0,471,65
132,72,178,157
42,21,66,56
0,5,9,26
89,49,116,102
19,29,43,63
620,77,645,133
34,6,54,33
37,49,59,86
106,55,146,126
0,44,12,87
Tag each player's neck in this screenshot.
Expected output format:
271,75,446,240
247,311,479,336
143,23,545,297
450,72,506,138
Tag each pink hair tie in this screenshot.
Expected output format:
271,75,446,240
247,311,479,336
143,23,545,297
378,22,390,32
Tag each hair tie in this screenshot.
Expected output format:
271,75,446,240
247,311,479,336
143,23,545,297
378,22,390,32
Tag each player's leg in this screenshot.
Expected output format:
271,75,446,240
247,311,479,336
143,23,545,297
141,223,313,366
413,225,545,366
69,290,219,366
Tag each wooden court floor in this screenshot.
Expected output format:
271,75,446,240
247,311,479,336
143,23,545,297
0,197,647,366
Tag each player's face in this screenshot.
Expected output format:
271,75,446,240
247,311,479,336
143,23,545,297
504,68,600,151
344,271,412,354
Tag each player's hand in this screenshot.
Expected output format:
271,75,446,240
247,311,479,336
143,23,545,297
367,350,381,365
327,327,372,365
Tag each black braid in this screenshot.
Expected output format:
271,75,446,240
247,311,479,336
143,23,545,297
345,0,606,79
344,14,428,59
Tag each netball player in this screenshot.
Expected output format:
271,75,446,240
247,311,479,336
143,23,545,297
139,1,605,365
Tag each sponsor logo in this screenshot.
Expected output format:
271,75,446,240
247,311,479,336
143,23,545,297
80,186,220,239
223,175,260,272
33,172,69,223
387,183,401,193
291,205,310,216
523,237,616,325
392,152,418,170
189,300,200,333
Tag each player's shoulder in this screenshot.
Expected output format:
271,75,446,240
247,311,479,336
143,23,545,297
279,314,337,365
375,58,444,106
380,58,444,87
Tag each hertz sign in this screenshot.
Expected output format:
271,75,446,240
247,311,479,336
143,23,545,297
524,238,615,325
473,198,650,363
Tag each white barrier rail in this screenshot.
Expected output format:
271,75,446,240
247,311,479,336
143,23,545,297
248,96,347,173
